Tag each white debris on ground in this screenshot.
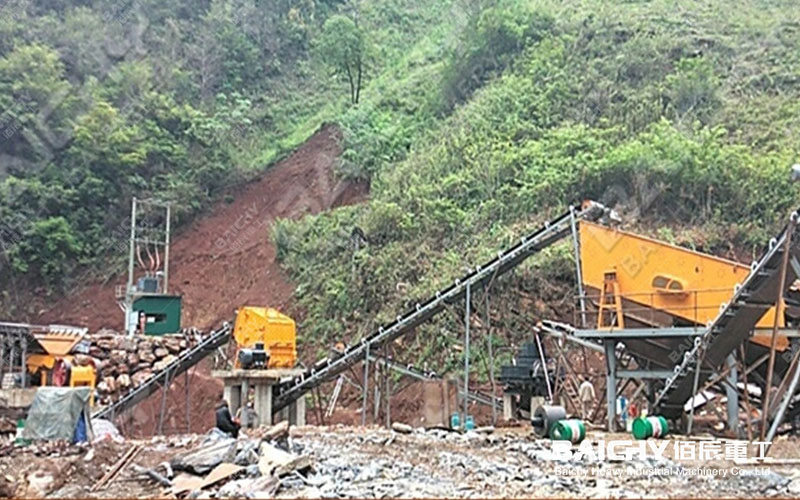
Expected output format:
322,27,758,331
280,426,796,499
2,424,800,499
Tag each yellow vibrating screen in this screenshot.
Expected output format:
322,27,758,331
233,307,298,368
579,221,788,351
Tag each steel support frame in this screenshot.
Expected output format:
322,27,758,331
124,197,173,336
361,343,370,426
597,327,704,432
366,353,502,409
484,289,497,425
384,344,391,428
762,215,796,441
576,328,706,339
598,334,746,435
0,328,31,389
726,354,739,433
0,335,5,384
570,206,588,328
463,282,471,421
20,335,27,388
157,366,174,435
605,340,617,432
274,202,612,411
617,370,674,379
766,347,800,448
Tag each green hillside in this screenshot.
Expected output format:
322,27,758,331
2,0,800,377
273,0,800,370
0,0,449,303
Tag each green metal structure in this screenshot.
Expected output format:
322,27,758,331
132,295,182,335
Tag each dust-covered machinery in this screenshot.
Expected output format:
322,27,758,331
576,216,800,428
577,221,797,386
232,307,297,369
500,343,562,417
237,342,269,369
0,323,97,405
531,404,568,437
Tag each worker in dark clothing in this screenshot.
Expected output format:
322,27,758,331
215,398,240,438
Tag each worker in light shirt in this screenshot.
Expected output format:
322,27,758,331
578,377,596,419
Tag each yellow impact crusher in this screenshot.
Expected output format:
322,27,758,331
232,307,298,369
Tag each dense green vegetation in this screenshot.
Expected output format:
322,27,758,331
0,0,448,302
3,0,800,377
274,0,800,371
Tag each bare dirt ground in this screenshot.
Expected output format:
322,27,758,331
113,359,224,438
35,124,367,332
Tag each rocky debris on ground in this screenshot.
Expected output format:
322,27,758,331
171,434,238,475
0,416,16,435
3,439,89,458
3,425,800,498
391,422,413,434
92,418,124,443
279,426,797,499
153,426,311,498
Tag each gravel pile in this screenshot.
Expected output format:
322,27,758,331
277,426,796,498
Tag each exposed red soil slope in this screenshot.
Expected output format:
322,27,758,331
36,124,367,331
28,125,369,437
115,359,222,438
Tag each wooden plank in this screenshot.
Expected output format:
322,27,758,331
91,444,139,492
262,420,289,441
170,473,204,495
200,463,243,489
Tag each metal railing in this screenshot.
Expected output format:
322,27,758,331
572,286,757,329
654,211,800,417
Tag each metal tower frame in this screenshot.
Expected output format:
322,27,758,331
121,197,172,335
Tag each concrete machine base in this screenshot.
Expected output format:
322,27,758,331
212,369,306,427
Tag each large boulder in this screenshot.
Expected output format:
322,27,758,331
153,355,178,372
109,350,127,364
102,376,117,393
96,339,115,351
127,352,140,367
164,337,182,354
134,362,152,372
131,370,153,387
138,349,156,364
89,346,107,359
171,437,237,475
116,374,131,390
113,336,138,352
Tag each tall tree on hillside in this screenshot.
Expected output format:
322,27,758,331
0,44,78,164
315,14,366,105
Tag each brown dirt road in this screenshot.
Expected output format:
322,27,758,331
36,124,367,332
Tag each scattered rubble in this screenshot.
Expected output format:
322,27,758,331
0,417,16,435
2,425,800,498
171,435,237,475
281,426,798,499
